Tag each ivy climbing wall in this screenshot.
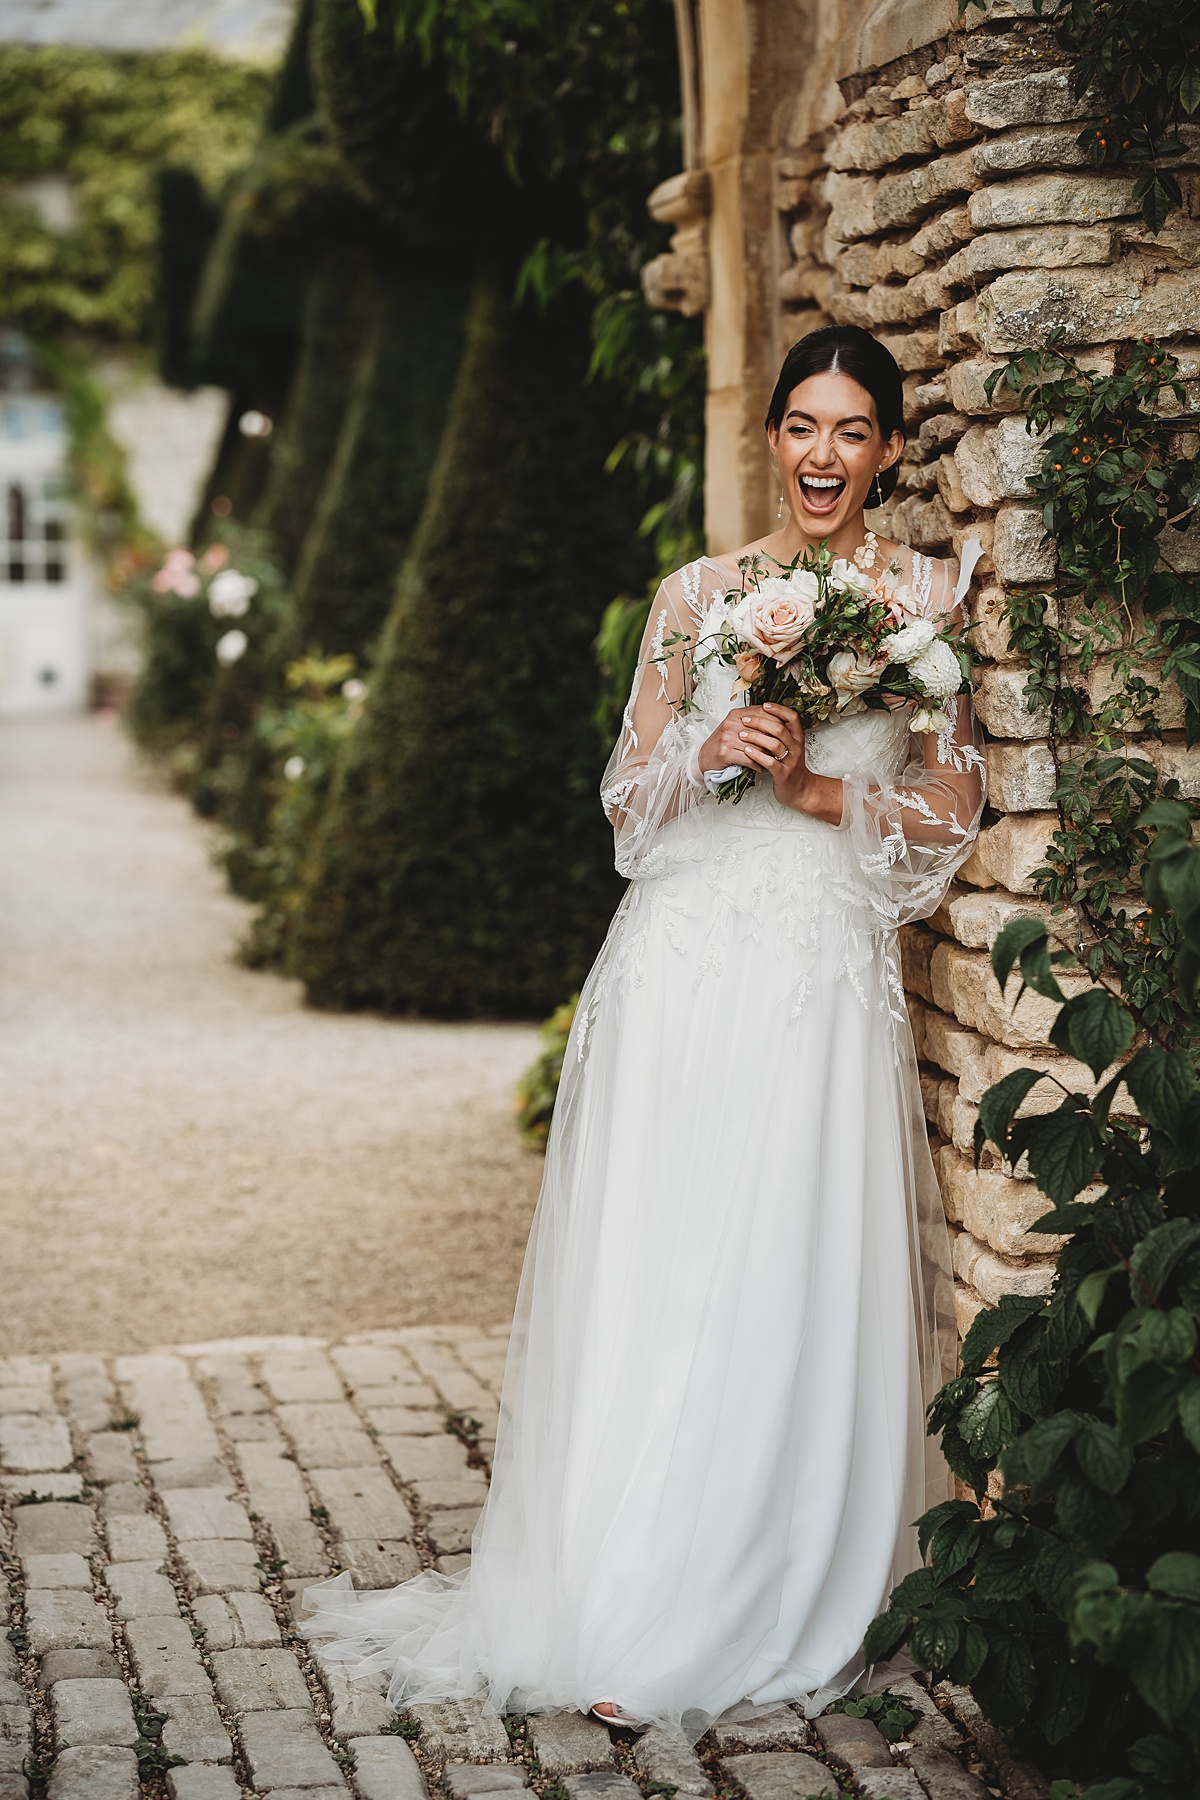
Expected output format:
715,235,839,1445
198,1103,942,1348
764,6,1199,1337
647,0,1200,1346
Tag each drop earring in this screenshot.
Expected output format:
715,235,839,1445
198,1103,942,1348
870,471,884,508
777,494,786,519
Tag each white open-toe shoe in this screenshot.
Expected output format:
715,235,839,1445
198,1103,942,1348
589,1702,651,1733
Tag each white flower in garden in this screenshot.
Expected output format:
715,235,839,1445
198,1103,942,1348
152,547,200,597
208,569,259,618
215,628,248,666
827,649,884,714
882,617,937,664
341,677,366,702
908,637,962,701
910,705,952,734
283,755,306,781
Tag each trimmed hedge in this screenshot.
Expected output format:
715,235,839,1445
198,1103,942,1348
290,276,649,1017
283,265,469,660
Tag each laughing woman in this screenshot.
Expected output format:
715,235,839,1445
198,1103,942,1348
302,325,986,1737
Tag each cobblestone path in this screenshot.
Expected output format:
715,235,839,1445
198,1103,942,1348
0,1330,1049,1800
0,718,541,1352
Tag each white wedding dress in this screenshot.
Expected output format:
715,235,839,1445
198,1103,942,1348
302,543,986,1739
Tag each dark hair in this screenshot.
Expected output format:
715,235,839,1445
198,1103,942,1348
765,324,906,503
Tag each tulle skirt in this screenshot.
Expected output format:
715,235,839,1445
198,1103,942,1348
302,804,955,1739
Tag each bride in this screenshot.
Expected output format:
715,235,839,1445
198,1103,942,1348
302,323,986,1738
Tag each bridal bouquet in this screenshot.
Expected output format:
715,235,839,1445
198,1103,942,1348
682,533,972,803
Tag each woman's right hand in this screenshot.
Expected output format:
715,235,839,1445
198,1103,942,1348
697,708,757,774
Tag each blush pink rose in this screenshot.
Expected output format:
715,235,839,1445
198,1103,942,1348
728,573,818,661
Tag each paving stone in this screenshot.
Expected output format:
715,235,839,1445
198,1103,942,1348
883,1682,961,1754
320,1666,391,1739
0,1413,73,1473
211,1647,311,1713
229,1590,282,1646
902,1750,990,1800
352,1735,430,1800
262,1350,346,1405
52,1678,138,1749
857,1771,926,1800
399,1343,493,1416
38,1649,121,1686
56,1358,115,1437
443,1764,528,1798
22,1553,91,1590
47,1744,138,1800
13,1504,95,1559
422,1509,482,1557
336,1541,421,1590
377,1437,473,1485
104,1513,167,1565
408,1480,489,1511
272,1519,331,1579
710,1709,814,1753
563,1778,640,1800
152,1458,234,1491
238,1443,313,1516
3,1473,84,1501
124,1618,211,1697
0,1703,29,1751
437,1554,472,1577
105,1562,180,1619
178,1537,262,1594
115,1357,221,1465
365,1409,445,1437
159,1691,234,1764
85,1435,139,1485
227,1412,286,1443
191,1594,237,1650
162,1488,253,1542
813,1714,894,1770
25,1591,111,1655
239,1708,344,1789
277,1403,379,1470
309,1468,414,1541
167,1768,242,1800
260,1789,349,1799
405,1699,511,1765
329,1346,421,1391
718,1752,837,1800
631,1726,714,1796
100,1483,150,1519
528,1713,616,1776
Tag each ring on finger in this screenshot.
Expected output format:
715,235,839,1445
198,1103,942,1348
775,748,788,762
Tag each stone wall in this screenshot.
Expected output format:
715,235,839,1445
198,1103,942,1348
648,0,1200,1339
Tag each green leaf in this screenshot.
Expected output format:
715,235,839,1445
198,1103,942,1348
924,1502,982,1581
958,1382,1020,1460
911,1612,962,1672
1128,1603,1200,1724
976,1069,1045,1164
1129,1219,1200,1304
1147,1552,1200,1603
1003,1412,1080,1490
1178,1378,1200,1453
1033,1653,1093,1744
1136,1307,1197,1366
991,917,1063,1002
1016,1103,1102,1205
1035,1537,1082,1616
1077,1265,1122,1327
971,1632,1037,1726
960,1294,1045,1376
863,1607,912,1664
948,1620,989,1686
1050,987,1134,1078
1125,1046,1197,1139
1179,65,1200,115
1074,1420,1131,1494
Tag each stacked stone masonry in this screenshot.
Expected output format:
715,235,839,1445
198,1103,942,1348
0,1333,1051,1800
774,9,1200,1334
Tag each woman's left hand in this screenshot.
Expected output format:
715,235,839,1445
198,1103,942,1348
733,703,843,823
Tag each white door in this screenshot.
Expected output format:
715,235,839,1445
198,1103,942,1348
0,397,88,716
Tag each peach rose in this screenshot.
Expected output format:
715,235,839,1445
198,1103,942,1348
734,650,765,690
728,572,818,661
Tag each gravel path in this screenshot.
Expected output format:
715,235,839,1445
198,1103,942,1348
0,717,542,1354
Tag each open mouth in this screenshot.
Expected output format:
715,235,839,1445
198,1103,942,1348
798,475,846,515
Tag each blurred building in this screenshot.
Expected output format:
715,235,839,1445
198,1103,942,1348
0,0,293,60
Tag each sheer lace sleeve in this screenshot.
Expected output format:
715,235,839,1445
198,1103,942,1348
601,562,713,879
838,545,986,929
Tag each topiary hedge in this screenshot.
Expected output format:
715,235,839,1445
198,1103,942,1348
282,266,469,661
290,276,650,1017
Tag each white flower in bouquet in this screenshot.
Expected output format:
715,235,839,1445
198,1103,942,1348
208,569,259,618
883,617,937,664
727,571,818,659
829,557,872,596
908,636,961,701
215,628,248,666
828,649,884,714
283,754,306,780
910,705,953,734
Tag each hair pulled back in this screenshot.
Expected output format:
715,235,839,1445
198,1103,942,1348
765,324,905,503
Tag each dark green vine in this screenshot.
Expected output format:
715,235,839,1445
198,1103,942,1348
988,334,1200,1050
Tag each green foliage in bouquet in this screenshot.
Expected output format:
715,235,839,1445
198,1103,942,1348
867,803,1200,1793
290,279,646,1017
283,270,469,662
514,996,579,1150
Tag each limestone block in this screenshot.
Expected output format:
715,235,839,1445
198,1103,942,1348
824,172,878,243
970,125,1090,177
955,1283,988,1340
992,505,1055,582
1085,660,1186,731
939,298,980,357
906,994,928,1057
955,417,1044,506
1151,740,1200,799
969,174,1139,233
900,926,938,1005
911,206,974,260
968,813,1058,894
937,1087,979,1157
945,886,1063,951
973,666,1051,739
965,70,1093,129
937,454,971,513
929,941,1088,1048
835,243,878,288
977,265,1200,355
940,1150,1070,1257
874,149,981,232
876,328,944,373
105,1514,168,1567
104,1563,179,1621
968,587,1022,662
23,1553,91,1590
1161,513,1200,572
905,377,948,422
986,740,1056,812
945,225,1114,286
945,357,1022,415
828,91,976,171
920,1008,989,1101
952,1232,1057,1303
902,493,955,549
